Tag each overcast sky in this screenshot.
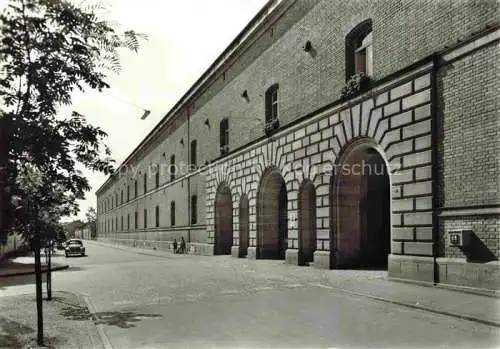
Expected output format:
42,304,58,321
57,0,268,221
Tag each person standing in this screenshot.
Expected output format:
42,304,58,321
172,238,178,254
179,236,186,254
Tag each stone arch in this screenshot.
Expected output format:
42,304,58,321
298,179,317,266
214,182,233,255
238,193,250,257
332,137,392,269
257,167,288,260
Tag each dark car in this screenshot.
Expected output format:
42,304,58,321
65,239,86,257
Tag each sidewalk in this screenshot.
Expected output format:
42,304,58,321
0,255,69,277
92,239,500,327
0,291,103,349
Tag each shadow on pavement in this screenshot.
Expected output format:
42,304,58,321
0,273,39,288
0,317,58,349
57,266,85,272
57,300,162,329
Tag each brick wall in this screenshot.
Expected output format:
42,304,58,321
438,43,500,208
96,1,498,262
437,39,500,261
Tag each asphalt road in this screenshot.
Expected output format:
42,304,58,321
2,241,499,349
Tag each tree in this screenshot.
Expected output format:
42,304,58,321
85,206,97,239
0,0,145,344
0,0,145,240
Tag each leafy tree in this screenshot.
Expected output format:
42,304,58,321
0,1,145,343
62,219,85,238
85,206,97,239
0,0,146,242
11,165,76,246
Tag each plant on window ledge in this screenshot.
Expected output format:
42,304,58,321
265,118,280,136
341,72,371,100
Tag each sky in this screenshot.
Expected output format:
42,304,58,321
55,0,269,221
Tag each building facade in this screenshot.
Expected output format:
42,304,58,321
96,0,500,290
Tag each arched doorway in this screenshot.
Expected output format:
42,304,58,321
335,142,391,268
298,180,317,265
239,194,249,257
257,169,288,260
214,183,233,255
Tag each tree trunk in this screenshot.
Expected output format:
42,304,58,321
34,236,44,346
0,116,12,244
46,242,52,301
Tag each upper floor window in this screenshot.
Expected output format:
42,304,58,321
345,19,373,80
220,118,229,155
170,201,176,226
144,209,147,229
191,195,198,224
121,190,123,205
170,155,176,181
127,214,130,231
134,180,138,198
143,172,147,194
155,166,160,188
190,140,197,168
134,211,138,229
155,205,160,227
127,185,130,201
265,84,279,135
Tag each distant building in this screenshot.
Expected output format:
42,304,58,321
74,225,91,240
96,0,499,290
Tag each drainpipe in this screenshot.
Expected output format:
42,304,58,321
430,53,441,285
187,107,191,244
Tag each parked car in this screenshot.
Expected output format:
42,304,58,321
65,239,86,257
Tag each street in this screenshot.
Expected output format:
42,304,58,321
1,241,498,349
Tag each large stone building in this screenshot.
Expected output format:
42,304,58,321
96,0,500,290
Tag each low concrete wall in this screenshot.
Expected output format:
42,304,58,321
0,234,26,262
97,238,214,256
437,258,500,291
388,254,436,283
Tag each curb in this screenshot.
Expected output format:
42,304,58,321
0,263,69,278
388,276,500,299
81,293,113,349
91,241,177,260
311,282,500,328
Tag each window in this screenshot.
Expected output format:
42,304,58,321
190,140,197,167
155,205,160,227
127,185,130,201
155,166,160,188
134,180,138,198
111,218,114,232
115,217,118,231
121,190,123,205
115,193,118,207
220,118,229,155
127,214,130,231
111,196,113,209
134,211,138,229
144,209,147,229
170,201,176,226
121,216,123,231
265,84,279,135
170,155,176,181
191,195,198,224
143,172,147,194
345,19,373,80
